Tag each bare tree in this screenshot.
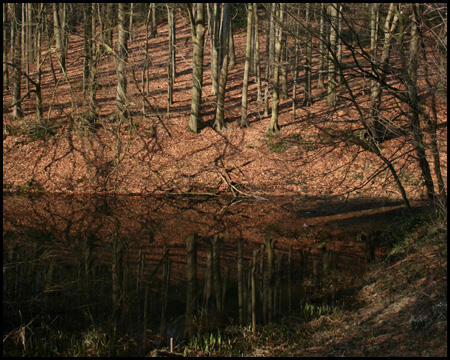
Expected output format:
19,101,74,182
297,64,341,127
187,3,205,133
267,3,284,134
241,3,254,128
213,3,231,130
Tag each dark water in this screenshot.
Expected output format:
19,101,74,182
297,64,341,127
3,193,400,355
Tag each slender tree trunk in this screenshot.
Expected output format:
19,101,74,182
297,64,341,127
210,3,220,95
229,21,236,67
263,4,275,117
326,3,338,107
213,3,231,130
115,3,128,121
401,4,435,201
253,3,262,101
241,3,253,128
188,3,205,133
35,4,43,123
3,3,9,89
88,3,98,122
317,4,325,89
128,3,134,43
167,4,175,114
267,3,284,134
368,3,399,141
304,3,312,106
10,3,22,119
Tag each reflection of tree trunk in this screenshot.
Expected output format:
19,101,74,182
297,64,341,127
185,235,197,339
237,238,244,324
202,251,213,318
251,250,257,333
313,258,321,291
111,229,123,325
299,247,310,281
275,253,283,315
221,266,229,315
211,235,222,314
159,245,170,346
320,246,332,275
288,244,292,312
264,236,276,322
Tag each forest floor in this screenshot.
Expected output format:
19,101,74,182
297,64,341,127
2,9,447,357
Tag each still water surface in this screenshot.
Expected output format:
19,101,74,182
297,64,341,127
3,193,399,354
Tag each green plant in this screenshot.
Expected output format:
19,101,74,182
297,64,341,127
28,123,58,142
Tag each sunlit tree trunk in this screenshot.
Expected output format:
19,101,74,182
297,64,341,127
368,3,399,141
10,3,22,119
241,3,253,128
3,3,8,89
317,4,325,89
400,4,435,201
209,3,220,95
326,3,337,107
304,3,313,106
114,3,128,121
253,3,262,101
213,3,231,130
267,3,284,134
188,3,205,133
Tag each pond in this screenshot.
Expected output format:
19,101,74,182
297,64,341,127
3,193,406,356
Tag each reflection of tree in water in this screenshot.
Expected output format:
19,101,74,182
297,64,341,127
4,193,394,350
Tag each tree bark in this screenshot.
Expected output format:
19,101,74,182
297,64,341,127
326,3,338,107
241,3,253,128
213,3,231,131
267,3,284,134
114,3,128,121
188,3,205,133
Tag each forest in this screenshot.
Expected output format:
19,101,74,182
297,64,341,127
2,3,448,357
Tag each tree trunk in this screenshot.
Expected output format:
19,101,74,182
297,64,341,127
368,3,399,141
241,3,253,128
213,3,231,131
253,3,262,101
115,3,128,121
10,3,22,119
304,3,313,106
209,3,220,95
188,3,205,133
326,3,338,107
317,4,325,89
267,3,284,134
167,4,175,114
401,4,435,201
3,3,9,89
